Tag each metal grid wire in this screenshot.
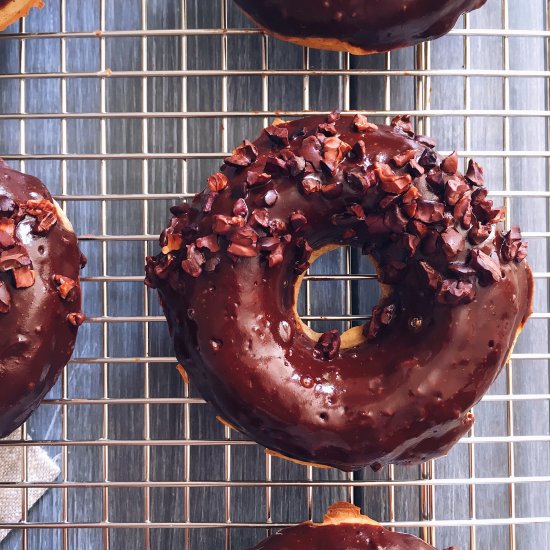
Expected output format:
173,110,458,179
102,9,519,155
0,0,549,548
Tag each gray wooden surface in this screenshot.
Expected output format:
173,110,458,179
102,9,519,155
0,0,549,548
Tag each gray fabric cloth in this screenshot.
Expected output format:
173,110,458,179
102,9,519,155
0,430,59,542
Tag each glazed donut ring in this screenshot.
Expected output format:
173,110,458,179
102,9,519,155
233,0,487,54
248,502,447,549
0,160,84,438
0,0,44,32
146,113,533,471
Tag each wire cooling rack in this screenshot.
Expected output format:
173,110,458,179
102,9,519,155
0,0,549,549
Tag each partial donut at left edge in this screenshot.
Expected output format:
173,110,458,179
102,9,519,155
0,160,84,438
0,0,44,32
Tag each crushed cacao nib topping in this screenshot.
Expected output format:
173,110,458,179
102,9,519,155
0,280,10,312
444,178,469,206
468,222,491,245
246,171,272,188
23,199,58,234
53,274,78,301
321,181,343,199
0,245,31,272
212,214,245,235
294,237,313,274
441,151,458,175
353,114,378,132
250,208,270,228
300,135,323,171
224,140,258,168
300,174,322,195
426,167,445,193
326,110,341,123
181,244,205,278
345,166,376,193
229,225,258,247
365,303,397,340
289,212,307,233
441,227,465,259
448,262,477,279
196,234,220,253
416,135,437,149
321,136,352,175
419,148,438,168
437,279,475,305
407,159,425,178
392,149,416,168
454,193,473,229
207,172,228,192
67,312,85,327
201,191,217,213
0,218,15,249
314,329,341,360
232,198,248,218
465,159,484,186
264,124,289,147
501,226,528,263
374,162,412,194
391,114,414,136
317,122,338,136
419,261,442,290
227,242,258,257
264,189,278,207
351,140,367,160
470,249,501,284
414,201,444,224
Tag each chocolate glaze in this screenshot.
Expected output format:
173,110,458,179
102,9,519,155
249,521,437,550
234,0,487,53
0,161,82,438
146,114,533,471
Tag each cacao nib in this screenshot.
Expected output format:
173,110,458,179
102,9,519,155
0,281,10,313
448,262,477,279
23,199,58,234
401,185,421,204
314,329,341,360
204,256,221,272
392,149,416,168
407,159,425,178
67,312,86,326
13,267,35,288
227,243,258,257
391,114,414,135
264,124,289,147
441,227,465,259
269,219,288,236
418,148,438,169
232,198,248,218
374,162,412,194
246,171,272,188
267,243,285,267
282,151,306,176
300,175,321,195
264,189,278,207
445,178,469,206
454,193,473,229
207,172,228,192
468,222,491,245
289,212,307,232
426,167,445,193
181,244,205,277
351,140,367,160
516,241,528,263
465,159,484,186
501,226,527,263
353,114,378,132
414,201,444,224
53,274,77,300
195,234,220,253
321,136,352,175
259,236,280,252
384,205,408,233
416,135,437,149
300,135,323,171
470,249,501,284
419,261,442,290
402,233,420,255
249,208,269,228
229,225,259,247
437,279,475,305
317,122,338,136
327,110,341,123
441,151,458,175
0,244,31,271
201,191,217,213
365,303,397,340
224,140,258,168
365,214,391,235
345,166,376,193
421,229,441,255
408,219,428,238
212,214,245,235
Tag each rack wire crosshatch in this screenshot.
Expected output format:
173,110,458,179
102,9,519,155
0,0,549,548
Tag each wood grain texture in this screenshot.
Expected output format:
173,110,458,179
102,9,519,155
0,0,548,548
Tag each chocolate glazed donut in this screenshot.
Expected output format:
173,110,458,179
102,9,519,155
0,161,84,438
248,502,453,549
146,113,533,471
233,0,487,54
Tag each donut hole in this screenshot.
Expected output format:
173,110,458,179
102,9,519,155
294,245,383,350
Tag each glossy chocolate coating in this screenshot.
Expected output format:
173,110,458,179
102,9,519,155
234,0,486,53
0,162,82,438
249,521,437,550
147,114,533,471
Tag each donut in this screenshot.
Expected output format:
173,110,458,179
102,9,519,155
0,160,83,438
233,0,487,54
248,502,452,549
0,0,43,31
145,112,533,471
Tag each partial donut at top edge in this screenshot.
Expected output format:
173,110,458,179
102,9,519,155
233,0,487,54
146,112,533,471
0,160,84,438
